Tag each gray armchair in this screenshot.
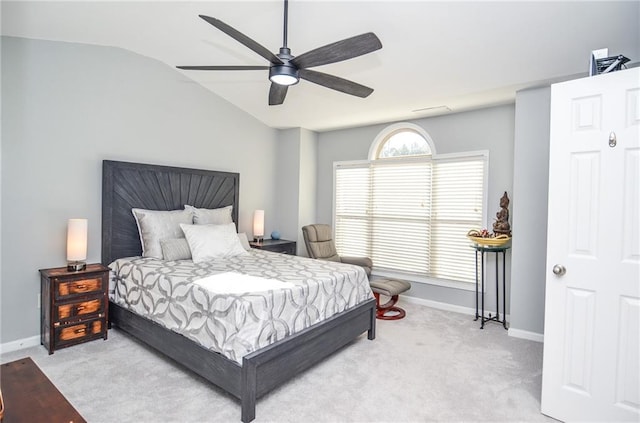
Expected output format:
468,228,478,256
302,223,410,320
301,224,372,275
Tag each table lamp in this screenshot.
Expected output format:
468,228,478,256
67,218,87,271
253,210,264,242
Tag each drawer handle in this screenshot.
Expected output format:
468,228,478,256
77,305,85,311
75,284,87,290
74,328,86,335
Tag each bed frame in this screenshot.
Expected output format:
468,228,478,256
101,160,376,422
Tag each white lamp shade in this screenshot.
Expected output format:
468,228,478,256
67,219,88,261
253,210,265,238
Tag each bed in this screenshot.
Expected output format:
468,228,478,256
101,160,377,422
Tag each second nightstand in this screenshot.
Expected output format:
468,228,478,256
40,263,109,354
249,239,297,255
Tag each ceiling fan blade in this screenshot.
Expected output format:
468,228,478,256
291,32,382,69
269,83,288,105
299,69,373,98
199,15,283,65
176,65,269,71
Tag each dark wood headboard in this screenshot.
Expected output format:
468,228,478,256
101,160,240,265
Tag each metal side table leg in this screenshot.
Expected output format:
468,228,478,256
474,250,479,321
481,250,485,329
502,250,508,329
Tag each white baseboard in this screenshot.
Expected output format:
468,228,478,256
402,294,510,320
0,335,40,354
402,294,477,316
401,295,543,343
508,328,544,343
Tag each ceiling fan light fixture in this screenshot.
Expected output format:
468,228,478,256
269,65,299,86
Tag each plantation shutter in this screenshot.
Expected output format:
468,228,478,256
370,160,431,274
334,153,486,283
335,164,371,258
431,156,486,282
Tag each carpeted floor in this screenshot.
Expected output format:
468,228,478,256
1,302,554,422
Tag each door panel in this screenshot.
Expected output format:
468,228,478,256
569,152,600,257
572,95,601,132
616,297,639,411
562,288,595,394
622,149,639,263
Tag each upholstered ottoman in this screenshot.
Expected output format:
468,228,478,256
369,278,411,320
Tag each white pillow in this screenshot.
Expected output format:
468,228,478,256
132,208,193,259
185,205,233,225
237,232,251,251
180,223,248,263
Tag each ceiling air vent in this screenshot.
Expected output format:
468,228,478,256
412,105,451,114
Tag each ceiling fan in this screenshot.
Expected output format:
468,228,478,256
177,0,382,106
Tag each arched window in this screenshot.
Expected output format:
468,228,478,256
334,122,488,286
369,122,435,160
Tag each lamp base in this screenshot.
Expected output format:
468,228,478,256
253,236,263,244
67,261,86,272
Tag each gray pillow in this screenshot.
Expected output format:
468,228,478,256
132,208,193,259
160,238,192,261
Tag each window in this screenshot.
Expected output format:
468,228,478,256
376,129,431,158
334,124,487,284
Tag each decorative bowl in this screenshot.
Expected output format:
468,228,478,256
467,235,511,247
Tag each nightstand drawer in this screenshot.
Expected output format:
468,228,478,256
55,318,105,348
55,298,103,321
266,244,295,254
55,277,103,299
249,239,297,255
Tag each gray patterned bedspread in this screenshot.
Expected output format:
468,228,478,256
110,250,373,364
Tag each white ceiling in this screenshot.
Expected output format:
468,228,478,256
3,1,639,131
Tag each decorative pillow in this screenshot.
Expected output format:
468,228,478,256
160,238,192,261
185,205,233,225
237,232,251,251
180,223,248,263
132,208,192,259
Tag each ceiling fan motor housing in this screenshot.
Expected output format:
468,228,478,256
270,47,299,86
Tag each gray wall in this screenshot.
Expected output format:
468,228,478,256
317,105,515,313
275,128,302,242
274,128,318,255
1,37,280,344
297,129,318,256
510,86,551,336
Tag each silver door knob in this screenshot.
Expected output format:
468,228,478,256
552,264,566,276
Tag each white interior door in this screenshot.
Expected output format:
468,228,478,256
541,67,640,422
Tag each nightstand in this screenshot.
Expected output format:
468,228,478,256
40,263,109,354
249,239,297,255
